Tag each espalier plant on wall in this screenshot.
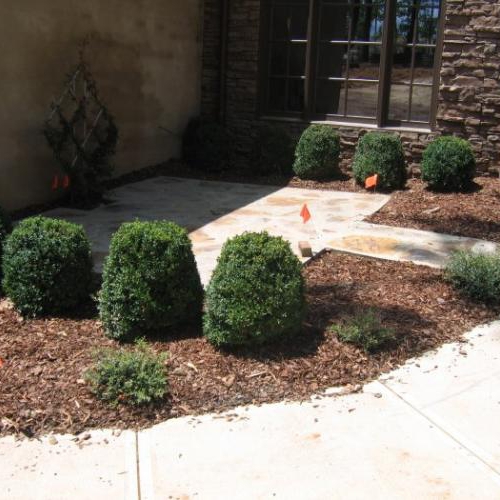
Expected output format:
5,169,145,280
43,40,118,208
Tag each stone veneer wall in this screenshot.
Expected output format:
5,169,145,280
438,0,500,174
201,0,500,175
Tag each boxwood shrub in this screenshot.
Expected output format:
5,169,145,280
203,232,305,347
352,132,407,191
2,216,93,317
182,117,229,172
446,250,500,304
331,309,395,353
293,124,341,179
99,220,203,341
85,339,168,407
421,136,476,191
0,207,12,290
250,123,295,176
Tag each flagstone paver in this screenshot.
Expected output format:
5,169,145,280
42,176,498,285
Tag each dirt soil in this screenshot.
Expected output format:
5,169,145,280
1,251,497,438
367,177,500,243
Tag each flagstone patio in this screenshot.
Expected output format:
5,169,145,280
43,176,498,284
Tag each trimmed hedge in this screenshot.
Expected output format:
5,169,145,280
99,221,203,341
2,216,93,317
85,339,168,407
250,123,295,176
352,132,407,191
421,136,476,191
182,117,229,172
0,207,12,290
293,125,341,179
446,250,500,304
203,232,305,347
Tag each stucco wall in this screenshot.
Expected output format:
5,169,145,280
0,0,202,211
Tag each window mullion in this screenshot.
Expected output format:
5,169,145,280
377,0,396,126
304,0,319,120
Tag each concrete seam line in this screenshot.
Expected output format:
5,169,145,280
126,430,140,500
137,430,155,500
136,431,141,500
379,381,500,484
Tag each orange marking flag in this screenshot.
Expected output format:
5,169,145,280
63,175,71,189
51,175,59,191
365,173,378,190
300,203,311,224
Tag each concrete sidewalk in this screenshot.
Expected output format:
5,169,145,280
2,321,500,499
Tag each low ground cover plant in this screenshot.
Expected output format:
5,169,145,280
0,207,12,290
352,132,406,191
293,124,341,180
182,117,229,172
331,308,395,352
250,123,295,176
99,220,203,341
85,339,167,407
2,216,92,317
446,250,500,304
204,231,305,347
421,136,476,191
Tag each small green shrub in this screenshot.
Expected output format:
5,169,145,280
99,221,203,341
250,123,295,176
2,216,93,317
182,117,229,172
0,207,13,289
204,232,305,347
331,309,395,353
85,339,167,407
421,136,476,191
293,125,341,179
352,132,407,191
446,250,500,303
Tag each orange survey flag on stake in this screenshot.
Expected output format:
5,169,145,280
365,173,378,190
300,203,311,224
62,175,70,189
51,175,59,191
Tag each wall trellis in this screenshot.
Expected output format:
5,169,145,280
43,43,118,207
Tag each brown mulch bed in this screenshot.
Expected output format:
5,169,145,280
367,177,500,243
1,251,498,438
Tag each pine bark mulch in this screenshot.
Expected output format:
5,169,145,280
367,177,500,243
1,251,497,438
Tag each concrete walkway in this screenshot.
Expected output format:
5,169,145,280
2,321,500,499
43,176,497,284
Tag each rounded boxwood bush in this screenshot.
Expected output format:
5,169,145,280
99,220,203,341
182,117,229,172
2,216,93,317
446,250,500,304
352,132,407,191
293,124,341,179
421,136,476,191
0,207,12,289
203,231,305,347
250,123,295,176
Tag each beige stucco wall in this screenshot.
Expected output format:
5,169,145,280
0,0,202,211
